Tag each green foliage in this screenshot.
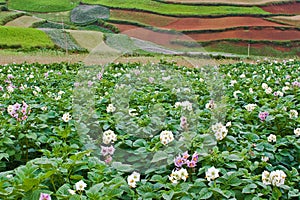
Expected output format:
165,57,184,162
8,0,80,12
0,60,299,199
0,26,55,50
78,24,114,33
42,29,87,52
82,0,269,16
70,4,110,24
104,33,137,53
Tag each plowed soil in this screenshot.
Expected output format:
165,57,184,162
261,2,300,14
114,24,300,45
163,16,288,30
187,28,300,41
111,10,287,31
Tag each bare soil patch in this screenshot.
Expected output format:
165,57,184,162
113,23,300,46
163,16,288,30
261,2,300,14
111,10,287,30
187,28,300,41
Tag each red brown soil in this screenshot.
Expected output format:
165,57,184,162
187,27,300,41
261,2,300,14
111,9,288,31
114,24,300,46
162,17,288,30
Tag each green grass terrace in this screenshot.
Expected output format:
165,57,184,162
82,0,269,16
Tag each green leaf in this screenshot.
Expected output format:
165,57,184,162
242,183,257,194
111,162,133,172
228,154,243,161
162,190,174,200
199,188,213,199
272,187,282,199
151,151,168,163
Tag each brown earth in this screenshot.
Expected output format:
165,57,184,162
261,2,300,14
111,9,288,31
162,16,288,30
113,24,300,45
160,0,295,5
187,27,300,41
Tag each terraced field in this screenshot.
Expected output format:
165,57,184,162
5,15,43,27
159,0,295,5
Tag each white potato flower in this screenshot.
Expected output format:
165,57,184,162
267,134,276,143
160,130,174,145
294,128,300,137
75,180,87,191
244,104,257,112
205,166,220,181
103,130,117,144
106,104,116,113
62,113,72,122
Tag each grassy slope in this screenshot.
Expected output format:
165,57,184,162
82,0,269,16
0,11,21,25
0,26,55,49
8,0,79,12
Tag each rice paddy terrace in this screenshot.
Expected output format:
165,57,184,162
1,0,300,57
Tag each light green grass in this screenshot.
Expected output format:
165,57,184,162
8,0,80,12
82,0,269,16
31,11,71,23
0,26,55,49
0,0,6,4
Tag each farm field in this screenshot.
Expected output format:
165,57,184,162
110,10,288,31
159,0,295,5
82,0,268,16
0,60,299,199
271,15,300,26
261,2,300,14
0,26,55,49
7,0,79,12
5,15,43,27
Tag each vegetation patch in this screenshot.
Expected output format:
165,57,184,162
155,0,295,6
8,0,79,12
104,33,138,53
30,11,71,24
71,4,110,24
5,15,43,27
0,26,55,49
82,0,269,16
42,29,87,52
0,11,24,25
0,60,299,199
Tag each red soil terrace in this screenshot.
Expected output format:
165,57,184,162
111,10,288,31
261,2,300,14
162,16,288,30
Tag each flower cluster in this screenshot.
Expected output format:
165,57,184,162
205,166,220,181
174,151,198,168
262,170,286,187
39,193,51,200
160,130,174,145
289,110,298,119
205,99,215,110
68,180,88,195
106,104,116,113
127,172,140,188
211,122,228,141
168,168,188,184
62,112,72,122
180,116,188,129
267,134,276,143
259,111,269,121
101,145,115,164
174,101,192,111
7,101,30,121
244,104,257,112
103,130,117,144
